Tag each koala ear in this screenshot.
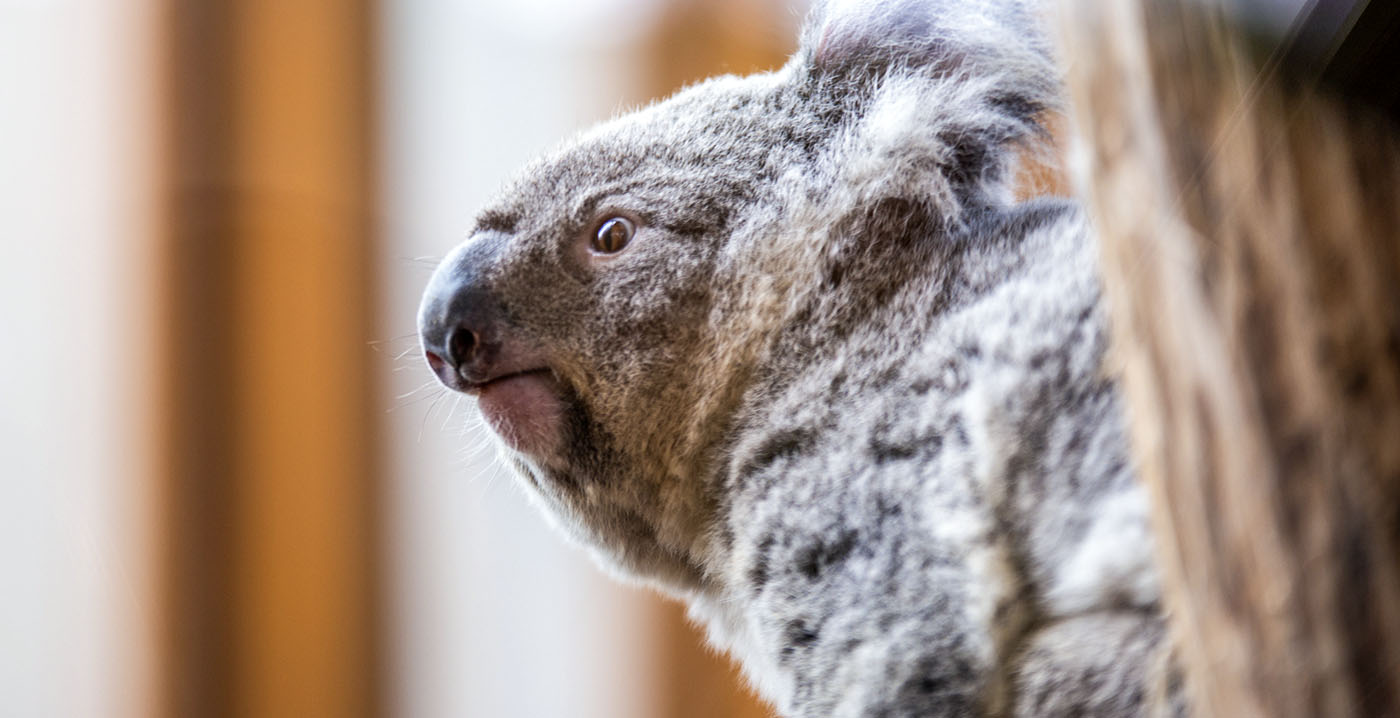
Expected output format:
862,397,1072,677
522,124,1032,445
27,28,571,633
798,0,1061,212
804,0,1048,78
808,0,937,71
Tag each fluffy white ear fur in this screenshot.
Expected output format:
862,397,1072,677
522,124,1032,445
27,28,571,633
812,0,946,67
809,0,1049,73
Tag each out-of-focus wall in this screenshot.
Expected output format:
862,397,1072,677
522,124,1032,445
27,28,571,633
0,0,160,716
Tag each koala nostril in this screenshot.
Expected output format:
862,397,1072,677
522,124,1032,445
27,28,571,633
446,325,479,367
424,349,447,374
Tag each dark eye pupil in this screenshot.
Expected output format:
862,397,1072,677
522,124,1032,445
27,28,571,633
593,217,633,253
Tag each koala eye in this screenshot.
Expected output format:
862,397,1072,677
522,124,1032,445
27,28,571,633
590,216,635,254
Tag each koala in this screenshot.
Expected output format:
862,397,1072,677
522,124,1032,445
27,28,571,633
417,0,1177,716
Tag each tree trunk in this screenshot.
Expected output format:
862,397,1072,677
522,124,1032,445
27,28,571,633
1054,1,1400,716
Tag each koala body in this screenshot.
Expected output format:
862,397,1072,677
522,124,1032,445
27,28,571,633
419,1,1173,715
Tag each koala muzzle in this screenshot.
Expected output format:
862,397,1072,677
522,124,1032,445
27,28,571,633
417,238,551,381
419,234,516,391
419,283,506,392
419,236,565,455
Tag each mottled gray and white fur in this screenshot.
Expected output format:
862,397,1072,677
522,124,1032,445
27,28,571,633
419,0,1177,715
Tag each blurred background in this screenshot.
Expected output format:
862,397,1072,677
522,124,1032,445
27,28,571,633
0,0,804,716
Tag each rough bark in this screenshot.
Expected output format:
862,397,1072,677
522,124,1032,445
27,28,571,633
1054,1,1400,716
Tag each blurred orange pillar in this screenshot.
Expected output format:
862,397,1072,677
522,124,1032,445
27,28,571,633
158,1,381,716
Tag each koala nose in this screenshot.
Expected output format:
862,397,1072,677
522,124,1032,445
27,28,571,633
419,283,507,390
419,232,518,391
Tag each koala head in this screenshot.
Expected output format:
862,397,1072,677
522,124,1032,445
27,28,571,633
418,0,1055,593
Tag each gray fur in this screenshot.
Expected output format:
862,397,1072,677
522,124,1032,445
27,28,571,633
419,1,1173,715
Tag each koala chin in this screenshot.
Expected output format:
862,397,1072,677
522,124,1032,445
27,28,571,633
419,1,1178,716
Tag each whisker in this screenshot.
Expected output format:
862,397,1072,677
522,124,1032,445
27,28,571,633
368,333,422,351
397,380,441,401
442,393,464,431
417,390,449,443
388,387,449,413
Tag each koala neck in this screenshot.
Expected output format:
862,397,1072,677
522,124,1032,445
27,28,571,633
656,200,956,576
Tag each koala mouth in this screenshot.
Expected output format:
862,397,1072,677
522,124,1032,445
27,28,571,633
464,368,551,393
470,368,564,456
